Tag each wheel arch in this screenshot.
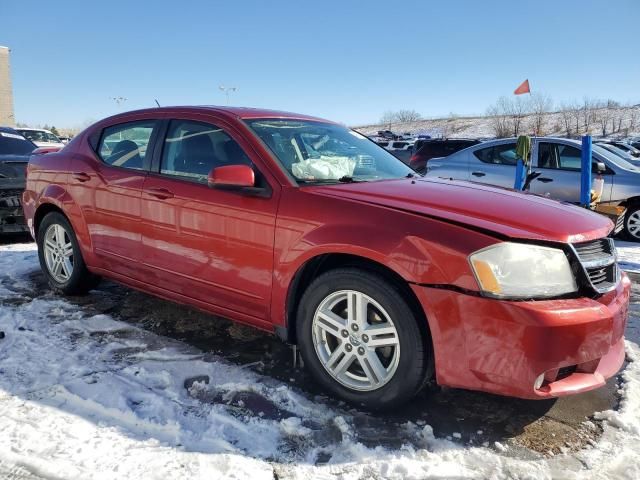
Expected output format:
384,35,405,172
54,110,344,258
281,253,433,355
33,203,67,238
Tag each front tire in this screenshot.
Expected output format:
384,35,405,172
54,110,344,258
37,212,100,295
623,204,640,242
296,268,431,410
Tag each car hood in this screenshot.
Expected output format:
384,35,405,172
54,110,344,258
309,178,612,243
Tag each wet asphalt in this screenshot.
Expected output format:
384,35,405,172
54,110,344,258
1,233,639,457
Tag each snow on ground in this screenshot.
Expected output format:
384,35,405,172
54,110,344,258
616,241,640,274
0,242,639,479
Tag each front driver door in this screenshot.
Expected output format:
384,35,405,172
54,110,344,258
139,118,279,326
530,142,583,203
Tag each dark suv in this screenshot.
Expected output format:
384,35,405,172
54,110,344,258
410,138,481,173
0,127,37,234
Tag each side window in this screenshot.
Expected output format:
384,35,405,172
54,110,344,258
160,120,251,183
98,121,155,170
473,143,518,165
538,143,581,171
558,145,581,170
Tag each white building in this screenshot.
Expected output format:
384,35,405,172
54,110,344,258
0,46,15,127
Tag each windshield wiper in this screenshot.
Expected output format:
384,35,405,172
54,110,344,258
296,176,365,185
338,175,357,183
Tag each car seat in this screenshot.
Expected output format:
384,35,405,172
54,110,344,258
109,140,143,169
176,132,218,177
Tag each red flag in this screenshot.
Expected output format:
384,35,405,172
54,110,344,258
514,79,530,95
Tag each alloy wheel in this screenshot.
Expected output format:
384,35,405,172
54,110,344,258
311,289,400,391
43,224,74,283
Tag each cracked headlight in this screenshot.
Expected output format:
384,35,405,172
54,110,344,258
469,242,577,299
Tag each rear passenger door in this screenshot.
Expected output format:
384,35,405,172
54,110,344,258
467,142,518,188
139,118,279,325
71,120,159,277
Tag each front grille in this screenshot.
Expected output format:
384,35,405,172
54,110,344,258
572,238,618,294
0,190,22,208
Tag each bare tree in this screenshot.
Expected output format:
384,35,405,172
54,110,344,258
567,101,581,135
529,93,553,135
379,109,422,128
559,102,574,137
394,109,423,123
582,97,596,133
629,106,639,131
380,111,397,130
593,100,614,137
505,96,528,136
487,97,512,138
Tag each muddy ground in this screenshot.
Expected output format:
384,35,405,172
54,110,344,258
2,233,639,458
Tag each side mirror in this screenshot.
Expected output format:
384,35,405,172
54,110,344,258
596,161,606,173
208,164,255,189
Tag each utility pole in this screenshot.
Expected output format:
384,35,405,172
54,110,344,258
219,85,237,105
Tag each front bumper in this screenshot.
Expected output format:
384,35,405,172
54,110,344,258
412,272,630,399
0,190,28,234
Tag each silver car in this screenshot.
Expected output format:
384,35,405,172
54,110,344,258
425,137,640,240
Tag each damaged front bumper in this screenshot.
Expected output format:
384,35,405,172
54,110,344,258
0,186,28,234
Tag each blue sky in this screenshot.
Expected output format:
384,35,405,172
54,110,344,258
2,0,639,128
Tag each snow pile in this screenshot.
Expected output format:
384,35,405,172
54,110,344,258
0,242,639,479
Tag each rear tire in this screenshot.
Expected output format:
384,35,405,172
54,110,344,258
296,268,431,410
37,212,100,295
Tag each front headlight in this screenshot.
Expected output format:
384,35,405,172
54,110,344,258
469,242,577,299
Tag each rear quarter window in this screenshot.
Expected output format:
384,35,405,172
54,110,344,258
97,121,156,170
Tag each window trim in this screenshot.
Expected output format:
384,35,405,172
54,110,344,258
473,142,518,166
95,119,161,172
150,118,273,197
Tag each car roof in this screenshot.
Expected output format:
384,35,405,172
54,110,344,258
17,128,53,133
478,137,583,147
0,126,21,134
100,106,337,124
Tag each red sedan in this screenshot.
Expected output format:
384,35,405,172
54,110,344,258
22,106,629,409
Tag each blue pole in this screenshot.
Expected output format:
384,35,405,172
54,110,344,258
580,135,592,207
514,159,524,190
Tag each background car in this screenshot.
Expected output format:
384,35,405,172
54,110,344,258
0,127,36,234
16,128,65,148
595,142,640,165
424,137,640,240
409,138,481,172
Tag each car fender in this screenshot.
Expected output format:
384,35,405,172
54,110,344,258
32,183,94,257
271,207,497,330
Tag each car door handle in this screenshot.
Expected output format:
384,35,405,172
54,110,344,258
72,172,91,182
537,177,554,183
145,187,174,200
471,171,486,177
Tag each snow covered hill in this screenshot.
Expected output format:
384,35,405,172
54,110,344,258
354,107,640,140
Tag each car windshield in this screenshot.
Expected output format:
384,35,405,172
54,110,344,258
245,119,414,183
593,144,640,171
19,130,60,144
0,131,36,155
